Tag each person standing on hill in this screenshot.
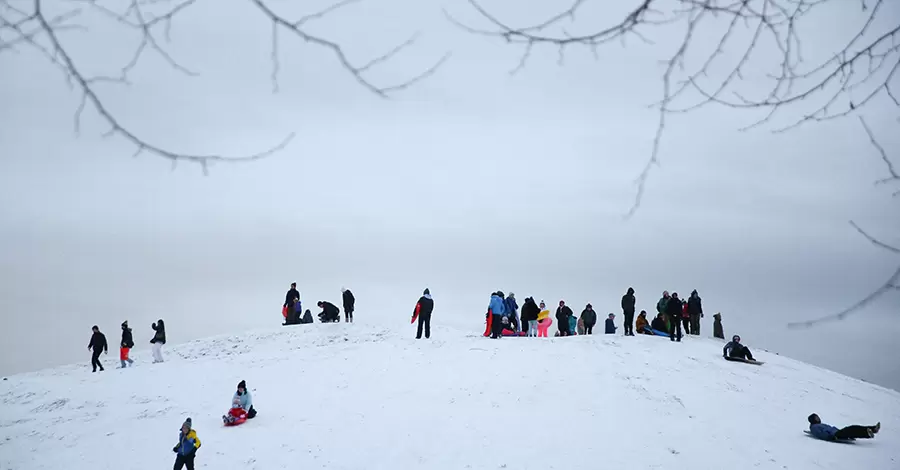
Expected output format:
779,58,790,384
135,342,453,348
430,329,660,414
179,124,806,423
580,304,597,334
151,319,166,363
656,291,671,331
713,313,724,339
488,291,506,339
341,287,356,323
556,300,573,336
120,321,135,368
520,297,540,336
284,282,299,310
687,290,703,335
504,292,519,333
621,287,636,336
413,288,434,339
87,325,108,372
605,313,618,334
665,293,683,342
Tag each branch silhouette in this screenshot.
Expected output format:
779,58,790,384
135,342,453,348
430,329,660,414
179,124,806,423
2,0,448,170
452,0,900,217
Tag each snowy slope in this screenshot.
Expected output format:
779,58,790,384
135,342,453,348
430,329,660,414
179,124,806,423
2,322,898,470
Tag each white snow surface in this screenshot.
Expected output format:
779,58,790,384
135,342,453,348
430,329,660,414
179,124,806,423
2,323,899,470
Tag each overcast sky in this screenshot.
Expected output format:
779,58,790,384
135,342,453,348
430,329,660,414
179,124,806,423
1,0,898,390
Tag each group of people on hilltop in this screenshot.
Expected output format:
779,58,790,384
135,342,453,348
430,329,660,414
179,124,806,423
281,282,356,325
481,287,711,340
86,319,166,372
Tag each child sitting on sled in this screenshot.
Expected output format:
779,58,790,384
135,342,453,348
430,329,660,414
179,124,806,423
223,397,248,425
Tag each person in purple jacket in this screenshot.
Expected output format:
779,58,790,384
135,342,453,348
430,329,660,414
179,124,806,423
807,413,880,441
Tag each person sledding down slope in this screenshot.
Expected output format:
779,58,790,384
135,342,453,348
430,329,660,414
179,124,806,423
807,413,881,441
723,335,755,361
223,380,256,424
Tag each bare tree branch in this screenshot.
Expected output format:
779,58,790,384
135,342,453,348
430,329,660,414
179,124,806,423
251,0,450,97
454,0,900,215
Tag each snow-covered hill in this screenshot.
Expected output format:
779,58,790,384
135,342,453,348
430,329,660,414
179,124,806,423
2,322,898,470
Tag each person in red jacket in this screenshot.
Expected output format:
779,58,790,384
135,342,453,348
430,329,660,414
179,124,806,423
412,288,434,339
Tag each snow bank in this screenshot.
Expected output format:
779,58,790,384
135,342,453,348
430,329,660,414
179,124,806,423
2,323,898,469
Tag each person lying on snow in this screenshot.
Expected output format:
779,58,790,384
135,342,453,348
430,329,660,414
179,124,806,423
173,417,200,470
605,313,617,334
723,335,754,361
635,311,651,335
808,413,880,441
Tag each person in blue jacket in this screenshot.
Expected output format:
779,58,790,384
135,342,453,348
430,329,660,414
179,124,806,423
504,292,520,332
488,292,506,339
235,380,257,419
173,417,200,470
807,413,880,441
605,313,617,334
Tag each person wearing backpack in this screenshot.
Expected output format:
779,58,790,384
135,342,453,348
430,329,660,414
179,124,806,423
119,321,135,368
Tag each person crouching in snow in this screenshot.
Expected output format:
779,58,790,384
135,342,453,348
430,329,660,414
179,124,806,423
605,313,617,334
235,380,256,419
173,417,200,470
808,413,880,440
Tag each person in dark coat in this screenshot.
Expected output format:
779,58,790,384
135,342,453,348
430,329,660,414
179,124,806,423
807,413,880,441
317,301,341,323
687,290,703,335
87,325,108,372
665,293,683,342
520,297,540,336
151,319,166,363
604,313,617,334
621,287,636,336
341,288,356,323
723,334,754,360
413,288,434,339
556,300,573,336
300,309,314,324
713,312,724,339
120,321,135,368
580,304,597,334
651,313,667,332
284,282,300,310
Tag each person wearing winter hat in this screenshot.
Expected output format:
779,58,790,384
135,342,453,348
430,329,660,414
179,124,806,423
119,321,135,368
235,380,256,419
580,304,597,335
605,313,617,334
413,288,434,339
173,417,201,470
807,413,880,441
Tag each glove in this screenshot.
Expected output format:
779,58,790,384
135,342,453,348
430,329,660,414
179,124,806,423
173,446,178,453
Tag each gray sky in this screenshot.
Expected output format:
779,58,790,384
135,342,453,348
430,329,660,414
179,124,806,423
1,0,898,389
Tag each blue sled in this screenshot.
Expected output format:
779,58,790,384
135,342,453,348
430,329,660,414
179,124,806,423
650,328,669,337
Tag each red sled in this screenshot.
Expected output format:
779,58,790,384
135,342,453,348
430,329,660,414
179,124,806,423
282,305,289,319
223,409,248,426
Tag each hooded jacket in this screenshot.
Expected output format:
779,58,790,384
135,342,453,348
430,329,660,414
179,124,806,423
503,295,518,317
342,289,355,313
521,298,540,322
621,288,636,314
580,308,597,326
556,305,573,323
120,324,134,349
687,291,703,315
151,320,166,344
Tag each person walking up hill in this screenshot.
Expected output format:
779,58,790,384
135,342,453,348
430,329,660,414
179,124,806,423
150,319,166,363
120,321,134,368
87,325,107,372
